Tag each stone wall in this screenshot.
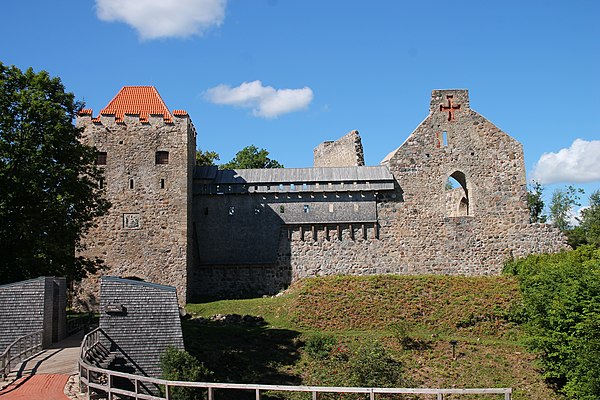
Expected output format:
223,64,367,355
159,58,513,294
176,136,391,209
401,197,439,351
76,112,196,308
0,277,66,351
99,277,184,378
313,130,365,167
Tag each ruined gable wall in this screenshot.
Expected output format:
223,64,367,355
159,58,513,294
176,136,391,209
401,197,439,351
278,90,567,284
314,130,365,167
75,114,195,309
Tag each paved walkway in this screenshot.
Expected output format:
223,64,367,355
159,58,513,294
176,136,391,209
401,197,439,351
0,331,83,400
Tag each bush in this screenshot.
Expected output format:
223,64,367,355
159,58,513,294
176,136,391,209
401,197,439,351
160,346,213,400
504,246,600,399
304,332,338,360
347,340,405,387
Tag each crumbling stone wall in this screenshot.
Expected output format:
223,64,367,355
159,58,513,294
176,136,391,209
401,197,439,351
75,113,196,309
314,130,365,167
278,90,567,282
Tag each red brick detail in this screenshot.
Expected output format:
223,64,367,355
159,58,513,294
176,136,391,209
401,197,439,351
440,95,461,121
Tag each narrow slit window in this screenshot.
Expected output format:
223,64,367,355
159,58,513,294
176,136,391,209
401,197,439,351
160,179,165,189
280,205,285,213
129,179,134,189
99,178,105,189
303,205,310,213
329,204,334,213
155,151,169,165
442,131,448,146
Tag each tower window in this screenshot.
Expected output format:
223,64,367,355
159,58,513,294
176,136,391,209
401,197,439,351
155,151,169,165
99,178,105,189
160,178,165,189
96,151,107,165
129,179,134,189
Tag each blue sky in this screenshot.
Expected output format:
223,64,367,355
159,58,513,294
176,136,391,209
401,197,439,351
1,0,599,210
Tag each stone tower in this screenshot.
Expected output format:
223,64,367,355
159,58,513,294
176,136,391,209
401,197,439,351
75,86,196,308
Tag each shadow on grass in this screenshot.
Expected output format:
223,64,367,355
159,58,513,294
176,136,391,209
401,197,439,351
182,319,302,399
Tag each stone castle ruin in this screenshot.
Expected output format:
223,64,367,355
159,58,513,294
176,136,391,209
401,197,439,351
75,87,565,306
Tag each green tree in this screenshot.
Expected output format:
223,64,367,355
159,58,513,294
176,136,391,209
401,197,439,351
548,185,584,231
579,190,600,247
195,148,220,166
0,62,110,285
504,246,600,399
527,180,547,223
220,145,283,169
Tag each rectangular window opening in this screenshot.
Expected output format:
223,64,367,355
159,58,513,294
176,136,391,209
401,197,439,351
96,151,107,165
129,179,134,189
442,131,448,147
303,205,310,213
280,205,285,213
160,178,165,189
155,151,169,165
329,204,334,213
99,178,105,189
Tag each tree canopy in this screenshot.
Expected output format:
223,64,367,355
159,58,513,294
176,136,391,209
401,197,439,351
527,180,547,223
195,148,220,166
548,185,583,232
505,246,600,399
220,145,283,169
0,62,110,284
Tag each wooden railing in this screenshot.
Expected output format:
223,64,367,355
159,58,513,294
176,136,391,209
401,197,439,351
0,330,44,380
79,328,512,400
67,312,95,336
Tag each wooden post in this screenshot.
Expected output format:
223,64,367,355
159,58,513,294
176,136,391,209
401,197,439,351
208,387,214,400
107,373,113,400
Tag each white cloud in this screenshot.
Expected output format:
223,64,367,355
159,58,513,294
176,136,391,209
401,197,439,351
532,139,600,184
204,80,314,118
96,0,227,40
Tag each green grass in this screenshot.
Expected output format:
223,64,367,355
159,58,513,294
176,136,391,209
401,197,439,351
184,275,561,400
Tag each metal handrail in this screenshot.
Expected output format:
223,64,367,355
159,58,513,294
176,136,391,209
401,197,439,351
79,328,512,400
0,330,44,380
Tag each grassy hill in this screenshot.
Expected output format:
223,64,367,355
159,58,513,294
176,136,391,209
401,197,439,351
184,275,560,400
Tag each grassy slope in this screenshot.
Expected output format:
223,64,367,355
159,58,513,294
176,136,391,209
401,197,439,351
185,275,560,400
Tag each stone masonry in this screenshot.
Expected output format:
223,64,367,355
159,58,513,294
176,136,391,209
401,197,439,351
77,87,567,304
75,87,196,309
314,130,365,167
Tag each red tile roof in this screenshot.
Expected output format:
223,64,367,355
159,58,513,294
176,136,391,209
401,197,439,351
98,86,184,123
78,108,93,116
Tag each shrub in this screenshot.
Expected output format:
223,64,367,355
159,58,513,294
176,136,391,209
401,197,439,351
504,246,600,399
304,332,338,360
160,346,213,400
347,340,405,388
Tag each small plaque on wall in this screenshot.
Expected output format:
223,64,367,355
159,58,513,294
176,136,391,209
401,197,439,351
123,213,141,229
